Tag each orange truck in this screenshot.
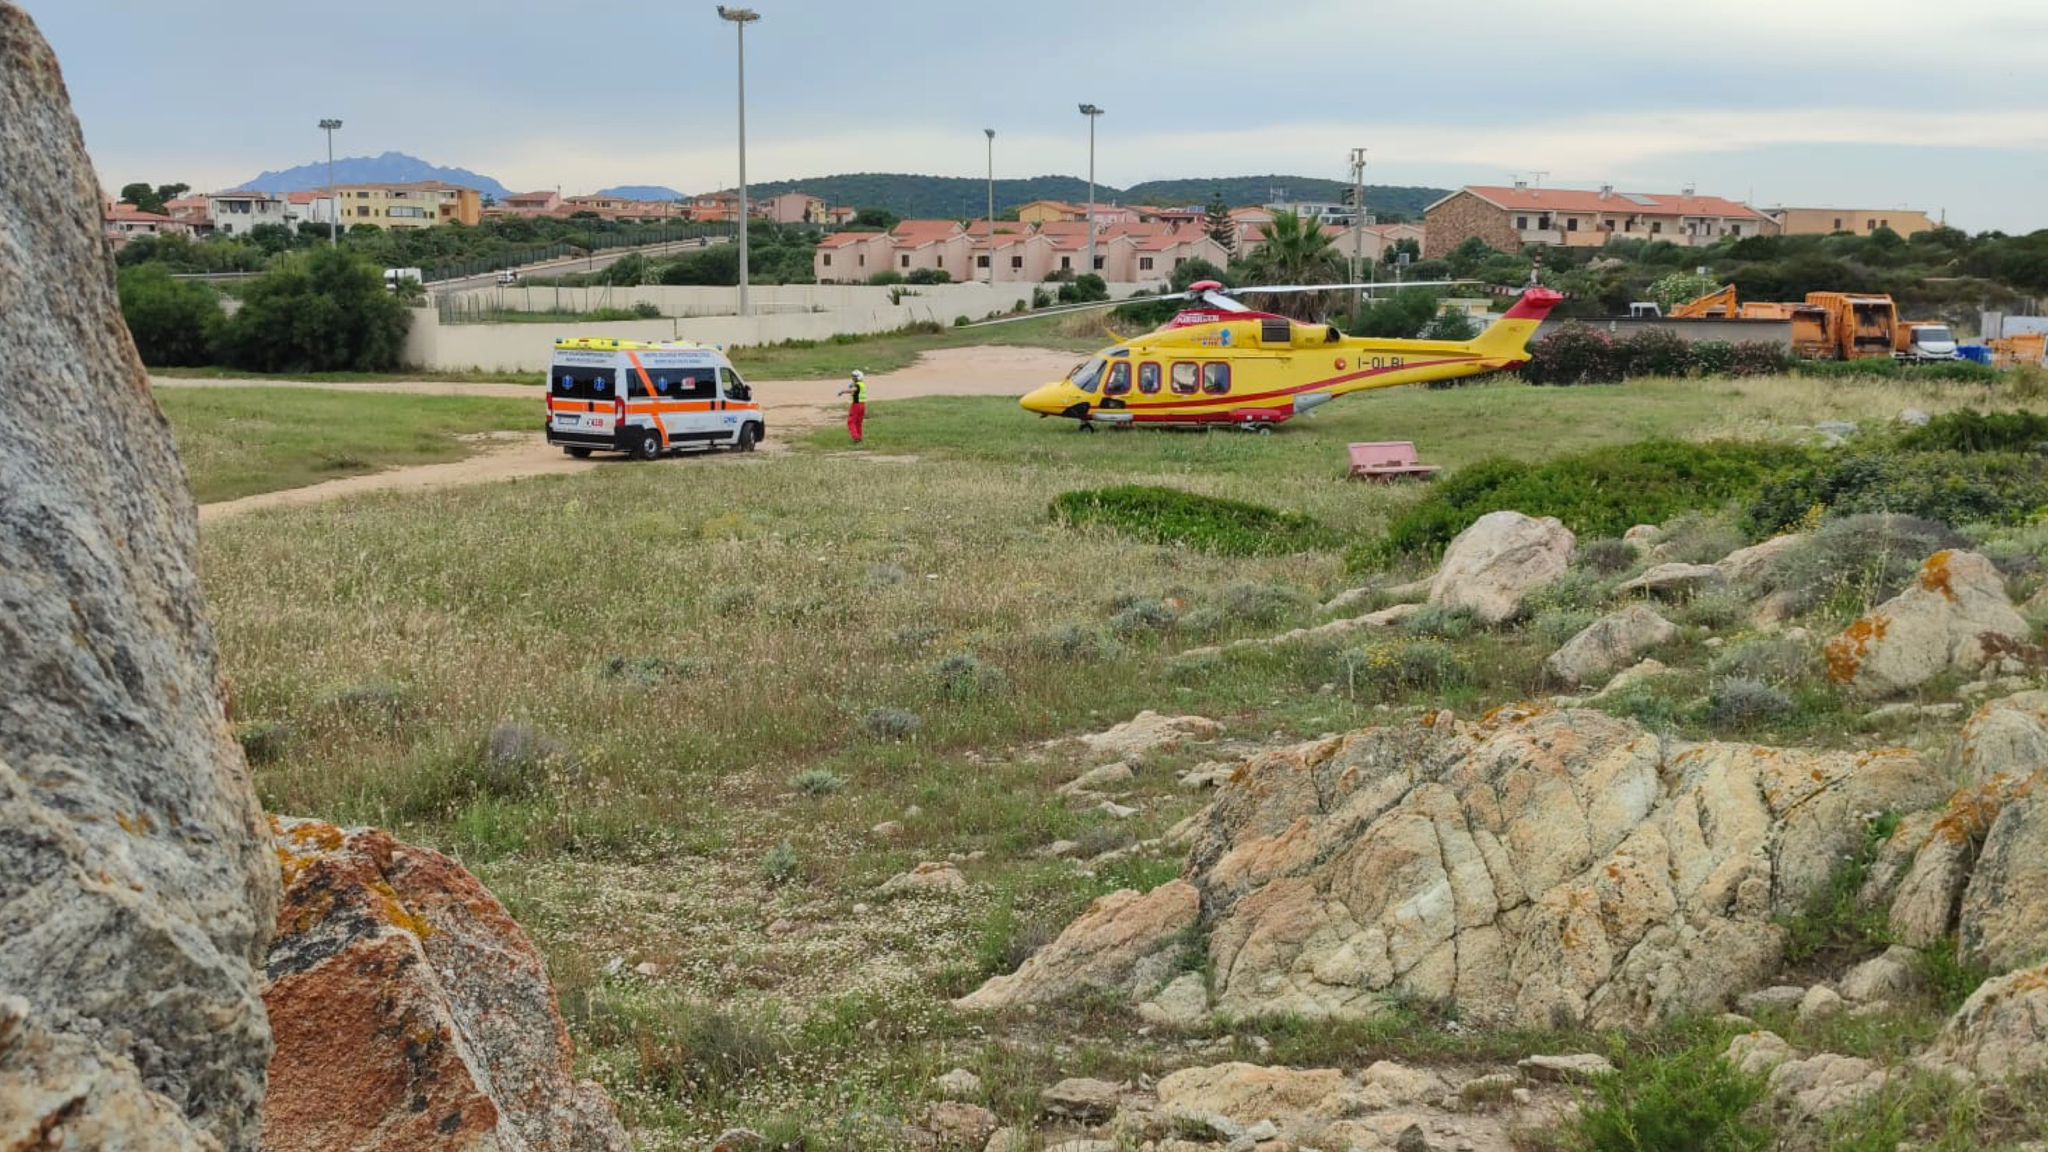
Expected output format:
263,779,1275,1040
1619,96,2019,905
1674,287,1957,361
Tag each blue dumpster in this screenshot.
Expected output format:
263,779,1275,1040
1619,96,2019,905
1959,345,1994,366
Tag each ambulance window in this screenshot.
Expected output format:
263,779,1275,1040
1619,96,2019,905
589,369,614,397
627,371,649,399
1138,362,1161,394
651,374,674,396
1170,362,1199,395
552,366,616,399
1203,363,1231,394
1104,361,1131,396
720,367,752,401
676,367,717,400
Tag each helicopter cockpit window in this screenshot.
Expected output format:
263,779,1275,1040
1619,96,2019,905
1170,362,1199,395
1202,362,1231,395
1138,362,1161,394
1068,357,1105,394
1104,361,1131,396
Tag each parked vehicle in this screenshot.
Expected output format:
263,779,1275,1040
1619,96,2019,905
1894,321,1959,362
383,267,423,292
1675,286,1957,362
496,269,520,286
544,338,765,460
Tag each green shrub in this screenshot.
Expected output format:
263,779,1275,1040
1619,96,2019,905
1796,358,1998,385
1571,1042,1769,1152
1756,514,1966,617
792,768,845,796
1404,604,1476,640
860,707,922,741
1899,408,2048,454
933,652,1006,700
1690,340,1735,377
117,264,223,366
1778,813,1897,967
1707,635,1808,684
1054,485,1337,556
1522,323,1621,385
1184,582,1310,633
1728,341,1793,377
1335,639,1470,695
1036,622,1123,661
1650,512,1747,565
1366,441,1809,563
214,247,411,373
760,842,803,885
1706,677,1795,731
1578,538,1639,576
1745,451,2048,537
1109,597,1180,636
905,267,951,285
1617,328,1695,378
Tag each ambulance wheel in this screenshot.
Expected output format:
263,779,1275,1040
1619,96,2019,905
633,430,663,461
735,422,758,452
565,447,592,459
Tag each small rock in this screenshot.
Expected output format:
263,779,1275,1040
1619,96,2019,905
983,1130,1029,1152
1178,761,1238,789
925,1101,999,1149
851,902,871,915
1041,1077,1122,1122
1395,1122,1431,1152
1725,1030,1795,1077
1624,523,1662,546
878,862,967,897
1456,1072,1519,1108
713,1129,766,1152
1841,945,1921,1003
1768,1053,1886,1115
1900,408,1932,428
1517,1053,1617,1084
1737,985,1809,1015
1138,972,1211,1029
1359,1060,1448,1109
935,1067,984,1099
1510,1088,1533,1106
1042,839,1082,858
632,961,660,978
1098,800,1139,819
1617,562,1728,598
872,820,905,839
1062,762,1136,796
1322,586,1376,614
1361,603,1425,627
1244,1120,1279,1142
1797,985,1845,1023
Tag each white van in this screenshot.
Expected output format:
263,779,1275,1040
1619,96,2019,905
543,338,766,460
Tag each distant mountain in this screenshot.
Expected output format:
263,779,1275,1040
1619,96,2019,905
733,173,1450,222
597,185,684,201
239,152,510,198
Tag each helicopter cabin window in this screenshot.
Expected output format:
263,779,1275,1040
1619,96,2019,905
1202,363,1231,395
1104,362,1131,396
1169,362,1199,395
1138,362,1161,394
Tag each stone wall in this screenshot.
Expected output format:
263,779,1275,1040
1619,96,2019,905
1424,191,1521,259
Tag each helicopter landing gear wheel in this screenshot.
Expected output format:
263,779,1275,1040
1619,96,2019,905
1077,421,1097,433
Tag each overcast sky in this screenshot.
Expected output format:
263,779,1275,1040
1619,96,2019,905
24,0,2048,232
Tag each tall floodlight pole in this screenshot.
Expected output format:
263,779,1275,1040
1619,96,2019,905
1350,146,1367,315
319,119,343,245
1079,104,1103,279
718,6,759,317
984,128,996,285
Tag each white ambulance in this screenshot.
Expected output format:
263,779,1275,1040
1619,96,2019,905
543,338,766,459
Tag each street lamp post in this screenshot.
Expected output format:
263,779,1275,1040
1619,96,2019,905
318,118,342,246
984,128,995,285
1078,104,1103,280
1349,146,1367,315
717,5,759,318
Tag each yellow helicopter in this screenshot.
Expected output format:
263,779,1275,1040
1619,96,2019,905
1016,280,1563,430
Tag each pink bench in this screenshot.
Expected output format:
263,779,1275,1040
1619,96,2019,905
1348,441,1441,482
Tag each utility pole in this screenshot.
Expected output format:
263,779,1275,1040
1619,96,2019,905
985,128,996,285
1349,146,1367,316
718,5,759,317
319,119,342,245
1079,104,1104,280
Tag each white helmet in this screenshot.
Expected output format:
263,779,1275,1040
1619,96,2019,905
851,369,866,381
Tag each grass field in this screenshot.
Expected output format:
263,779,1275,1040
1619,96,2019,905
152,364,538,385
193,367,2041,1148
158,387,538,503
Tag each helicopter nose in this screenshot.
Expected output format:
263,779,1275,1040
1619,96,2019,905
1019,383,1064,415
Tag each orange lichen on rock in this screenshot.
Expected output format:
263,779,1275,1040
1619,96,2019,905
1826,615,1890,683
1919,550,1960,600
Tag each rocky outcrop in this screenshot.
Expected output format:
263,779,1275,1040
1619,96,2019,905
1077,712,1222,761
263,818,627,1152
952,880,1198,1013
990,708,1948,1032
1824,550,2030,698
1,7,278,1148
1428,512,1575,626
1959,690,2048,784
1714,534,1806,587
1153,1063,1346,1127
1928,961,2048,1082
1957,774,2048,975
1543,605,1678,687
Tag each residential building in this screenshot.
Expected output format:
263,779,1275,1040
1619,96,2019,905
330,182,484,229
690,192,742,222
1319,221,1428,263
563,195,686,221
1266,199,1359,227
971,232,1057,283
103,204,191,248
499,190,564,215
814,231,893,283
163,195,211,231
763,191,827,225
888,219,973,280
1423,183,1777,257
1768,207,1939,237
826,206,858,226
206,190,291,236
1016,200,1088,225
285,190,335,229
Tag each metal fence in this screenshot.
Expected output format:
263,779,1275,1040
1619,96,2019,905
424,222,734,283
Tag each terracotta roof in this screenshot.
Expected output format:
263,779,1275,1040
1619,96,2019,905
1456,185,1766,220
210,190,283,202
163,196,209,209
105,205,173,223
818,231,886,248
286,191,325,205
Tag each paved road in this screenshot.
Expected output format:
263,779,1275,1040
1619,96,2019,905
428,236,727,293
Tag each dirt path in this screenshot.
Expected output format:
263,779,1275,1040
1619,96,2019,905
176,347,1075,523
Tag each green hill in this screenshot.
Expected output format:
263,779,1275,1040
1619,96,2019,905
730,173,1449,223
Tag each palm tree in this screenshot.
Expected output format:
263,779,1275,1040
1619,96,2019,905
1237,210,1344,319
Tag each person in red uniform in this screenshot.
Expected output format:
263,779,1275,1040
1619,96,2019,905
837,369,868,443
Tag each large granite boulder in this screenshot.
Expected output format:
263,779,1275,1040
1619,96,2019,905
1959,690,2048,784
1927,961,2048,1083
951,880,1198,1013
1,6,278,1147
1428,512,1575,626
263,818,628,1152
1958,778,2048,976
975,709,1948,1031
1824,550,2030,698
1543,605,1678,688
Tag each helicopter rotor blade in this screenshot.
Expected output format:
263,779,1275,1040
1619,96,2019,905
955,293,1184,330
1222,279,1475,296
